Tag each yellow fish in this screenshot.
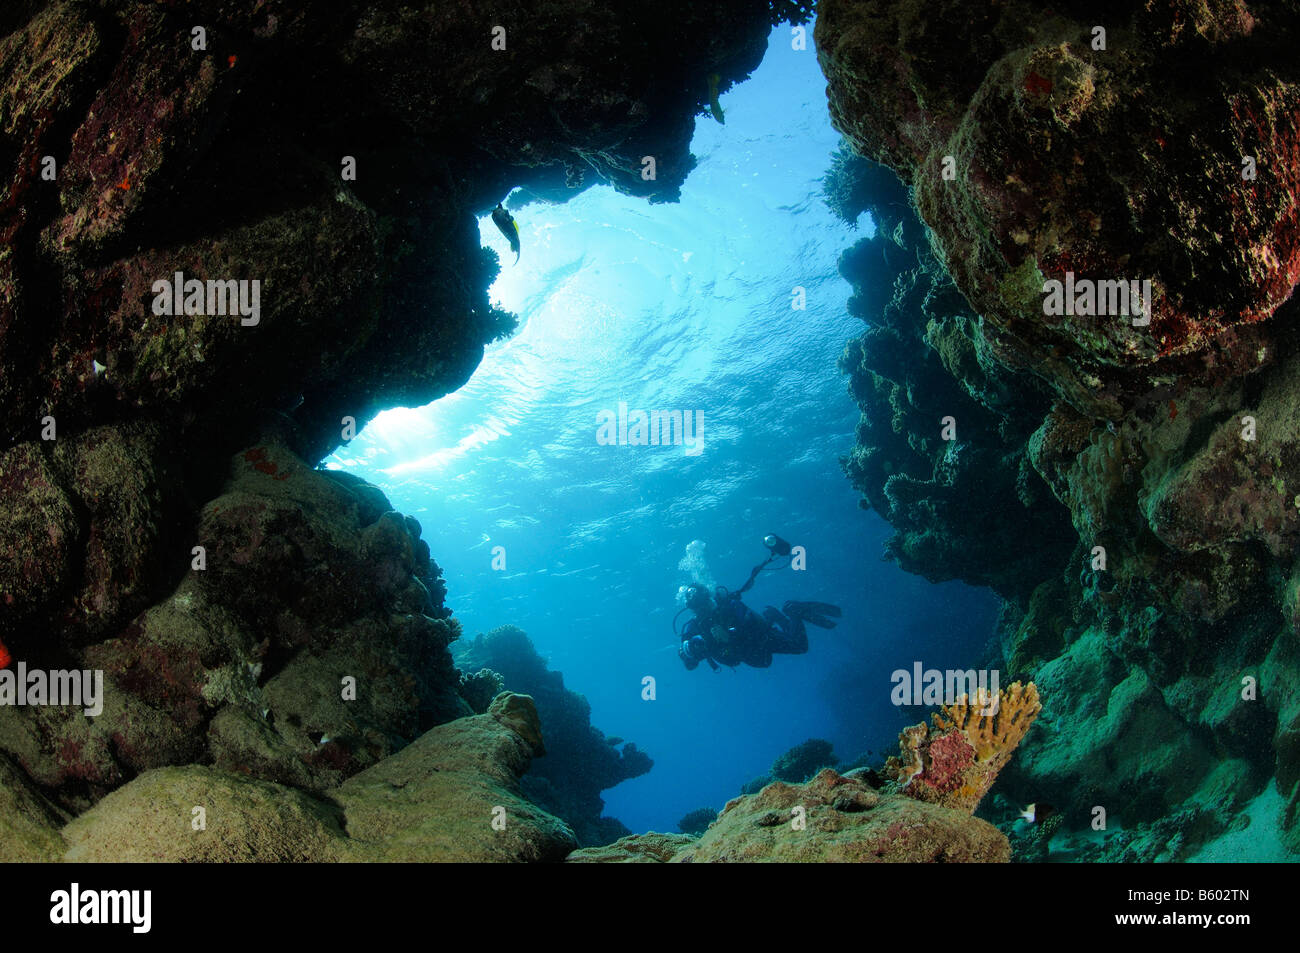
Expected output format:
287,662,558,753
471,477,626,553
707,73,725,125
491,203,520,263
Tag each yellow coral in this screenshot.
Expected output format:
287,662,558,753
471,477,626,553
885,682,1042,814
932,681,1041,761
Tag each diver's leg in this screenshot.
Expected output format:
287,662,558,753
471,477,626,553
763,607,808,655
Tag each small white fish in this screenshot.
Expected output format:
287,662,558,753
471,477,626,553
92,360,107,377
1020,802,1055,824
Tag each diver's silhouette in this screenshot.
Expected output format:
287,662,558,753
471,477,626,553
676,535,841,671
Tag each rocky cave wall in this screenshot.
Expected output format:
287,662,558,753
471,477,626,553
0,0,806,820
818,0,1300,855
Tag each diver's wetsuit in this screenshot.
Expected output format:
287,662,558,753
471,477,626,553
679,591,833,670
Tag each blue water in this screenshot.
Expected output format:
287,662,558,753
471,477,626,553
328,27,999,835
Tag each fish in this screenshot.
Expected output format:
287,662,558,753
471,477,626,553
491,203,520,264
0,638,10,669
1019,802,1055,824
707,73,725,125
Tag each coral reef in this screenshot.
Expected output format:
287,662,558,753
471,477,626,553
770,737,839,782
573,771,1009,863
676,807,718,836
818,0,1300,412
885,682,1041,813
742,737,846,795
818,0,1300,852
0,444,465,811
459,668,506,715
0,0,789,836
47,694,576,862
674,769,1008,862
832,163,1076,601
455,626,652,846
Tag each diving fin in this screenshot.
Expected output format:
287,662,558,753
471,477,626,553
783,600,842,629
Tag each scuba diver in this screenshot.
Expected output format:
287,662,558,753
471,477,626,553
491,202,521,264
675,535,842,671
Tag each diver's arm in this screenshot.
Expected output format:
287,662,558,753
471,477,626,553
733,557,774,596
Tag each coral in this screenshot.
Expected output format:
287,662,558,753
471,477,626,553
821,143,911,231
676,807,718,836
672,769,1009,863
834,178,1076,601
459,668,506,715
771,738,838,783
885,682,1041,813
820,0,1300,848
1009,811,1062,864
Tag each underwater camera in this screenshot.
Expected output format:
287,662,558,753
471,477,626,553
763,533,793,557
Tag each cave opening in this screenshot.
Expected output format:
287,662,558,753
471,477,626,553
324,26,999,835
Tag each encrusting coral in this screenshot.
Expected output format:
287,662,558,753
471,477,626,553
885,682,1041,813
459,668,506,715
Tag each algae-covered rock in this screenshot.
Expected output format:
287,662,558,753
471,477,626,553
567,832,695,863
0,753,68,862
832,165,1074,602
454,625,651,846
0,0,787,823
820,0,1300,856
335,693,577,862
673,769,1009,863
1,444,466,811
54,693,574,863
1009,631,1227,824
62,765,346,863
818,0,1300,415
0,441,81,640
